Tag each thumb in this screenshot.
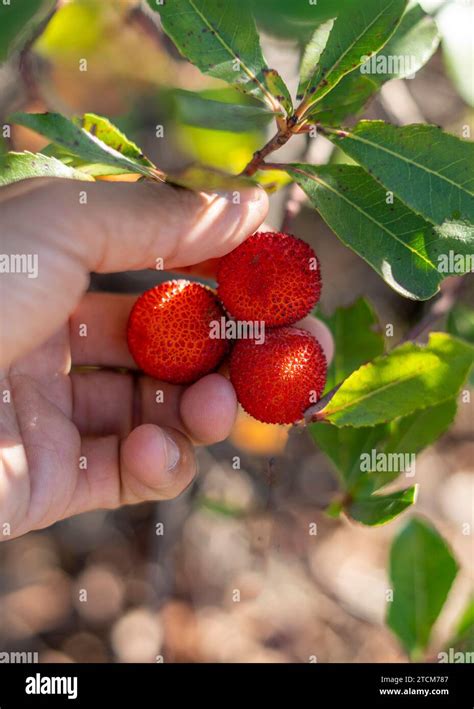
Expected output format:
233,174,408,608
38,178,269,272
0,178,267,367
120,424,197,503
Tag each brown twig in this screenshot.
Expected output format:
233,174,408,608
18,52,40,103
265,457,277,511
240,127,294,177
127,3,164,49
241,120,337,179
17,1,58,103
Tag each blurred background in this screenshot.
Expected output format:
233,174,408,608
0,0,472,663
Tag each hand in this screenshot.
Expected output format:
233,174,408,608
0,177,332,540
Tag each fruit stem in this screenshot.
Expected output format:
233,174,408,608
304,382,343,424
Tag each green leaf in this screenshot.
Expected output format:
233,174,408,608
447,595,474,653
315,402,455,498
78,113,154,166
447,304,474,386
332,121,474,226
298,0,408,111
387,517,458,658
261,68,293,116
311,423,388,491
175,123,260,173
310,299,387,491
320,298,385,392
359,2,439,83
152,0,292,114
0,0,55,62
316,394,456,498
35,0,104,57
308,3,439,125
251,0,345,40
41,113,155,176
385,399,457,457
167,164,253,192
319,333,474,428
308,73,378,126
325,498,344,519
297,20,335,101
285,163,474,300
0,151,93,187
173,89,274,132
40,143,139,177
8,112,162,180
357,399,457,494
349,486,416,526
447,304,474,346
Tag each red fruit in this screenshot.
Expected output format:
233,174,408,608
217,231,321,327
230,327,327,424
127,280,228,384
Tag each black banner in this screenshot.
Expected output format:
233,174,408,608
0,662,471,707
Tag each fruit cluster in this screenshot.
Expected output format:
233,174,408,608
127,232,327,424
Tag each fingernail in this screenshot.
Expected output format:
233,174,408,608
164,434,180,471
244,186,269,204
215,186,267,204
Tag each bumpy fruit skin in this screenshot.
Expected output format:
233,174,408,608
127,280,228,384
217,231,321,327
230,327,327,424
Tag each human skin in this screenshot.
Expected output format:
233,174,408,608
0,178,333,540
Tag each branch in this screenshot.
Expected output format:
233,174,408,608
17,1,58,102
241,121,336,179
240,127,293,177
260,161,291,171
127,3,164,49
